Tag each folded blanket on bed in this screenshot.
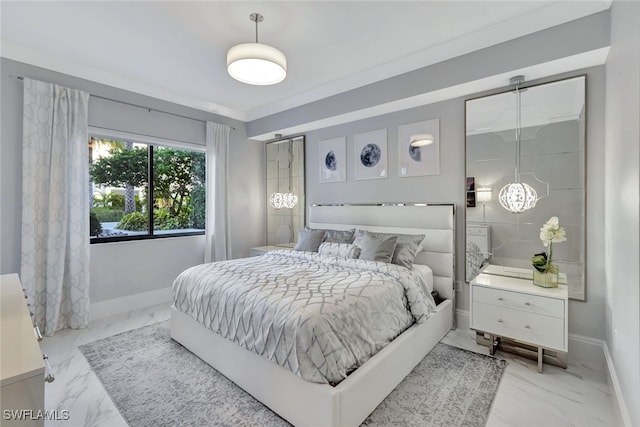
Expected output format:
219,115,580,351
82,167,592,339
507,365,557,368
172,251,437,385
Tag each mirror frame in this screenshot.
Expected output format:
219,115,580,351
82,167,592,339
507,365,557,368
464,75,587,301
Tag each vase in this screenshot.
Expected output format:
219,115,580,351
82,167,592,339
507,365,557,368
533,264,559,288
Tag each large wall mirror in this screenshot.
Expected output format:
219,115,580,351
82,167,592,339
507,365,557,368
465,75,586,300
266,136,305,246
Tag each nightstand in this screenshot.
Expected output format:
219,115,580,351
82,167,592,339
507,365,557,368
470,272,568,372
249,244,295,257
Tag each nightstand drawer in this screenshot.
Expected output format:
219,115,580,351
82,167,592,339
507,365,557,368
472,302,565,350
473,285,564,318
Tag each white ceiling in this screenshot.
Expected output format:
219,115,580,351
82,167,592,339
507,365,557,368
0,1,610,122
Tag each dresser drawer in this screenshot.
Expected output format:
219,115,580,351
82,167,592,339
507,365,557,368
473,285,564,318
472,302,566,351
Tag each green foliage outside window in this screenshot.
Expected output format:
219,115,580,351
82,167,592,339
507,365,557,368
89,211,103,237
91,141,205,236
116,212,147,231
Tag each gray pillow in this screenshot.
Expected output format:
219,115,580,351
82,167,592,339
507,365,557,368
392,239,424,269
294,229,326,252
354,230,425,268
323,229,355,244
305,227,355,244
357,231,398,263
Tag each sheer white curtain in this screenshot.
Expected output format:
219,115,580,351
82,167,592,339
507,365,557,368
204,122,232,262
21,78,90,336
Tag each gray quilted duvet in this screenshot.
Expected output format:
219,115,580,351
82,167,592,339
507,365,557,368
172,250,437,385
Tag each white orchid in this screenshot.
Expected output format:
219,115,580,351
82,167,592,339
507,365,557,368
532,216,567,274
539,216,567,247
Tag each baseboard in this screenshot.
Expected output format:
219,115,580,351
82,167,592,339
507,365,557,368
455,309,469,331
567,333,607,365
602,341,633,427
90,287,172,320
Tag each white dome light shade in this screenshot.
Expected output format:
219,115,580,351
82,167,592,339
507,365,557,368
498,182,537,213
227,43,287,85
409,134,434,147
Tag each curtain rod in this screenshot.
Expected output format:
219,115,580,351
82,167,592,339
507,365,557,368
12,74,237,131
89,125,206,149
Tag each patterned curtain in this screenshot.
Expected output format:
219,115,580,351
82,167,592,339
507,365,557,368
21,78,90,336
204,122,232,262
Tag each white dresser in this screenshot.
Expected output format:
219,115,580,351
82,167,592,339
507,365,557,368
470,272,568,372
1,274,45,427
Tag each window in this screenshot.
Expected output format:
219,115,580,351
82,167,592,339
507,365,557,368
89,137,205,242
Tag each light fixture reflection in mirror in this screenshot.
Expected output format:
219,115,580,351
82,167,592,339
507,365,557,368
269,192,285,209
476,188,492,203
498,181,537,212
409,134,434,147
499,75,538,214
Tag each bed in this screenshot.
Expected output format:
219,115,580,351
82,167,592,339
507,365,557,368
170,204,455,426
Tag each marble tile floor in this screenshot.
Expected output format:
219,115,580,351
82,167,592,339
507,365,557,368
41,304,618,427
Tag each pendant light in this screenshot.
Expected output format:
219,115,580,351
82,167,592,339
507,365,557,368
498,75,538,214
227,13,287,86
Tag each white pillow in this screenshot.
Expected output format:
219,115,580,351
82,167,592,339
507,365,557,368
318,242,361,259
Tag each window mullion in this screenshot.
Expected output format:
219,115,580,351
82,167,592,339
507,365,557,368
148,145,154,236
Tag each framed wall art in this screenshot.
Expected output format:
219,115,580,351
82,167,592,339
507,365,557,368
354,129,387,180
319,137,346,183
466,176,476,207
398,118,440,177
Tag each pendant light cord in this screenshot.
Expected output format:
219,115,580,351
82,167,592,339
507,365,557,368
276,145,280,193
251,12,263,43
255,18,259,43
514,77,522,184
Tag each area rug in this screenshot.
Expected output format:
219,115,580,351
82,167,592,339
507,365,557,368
79,321,506,427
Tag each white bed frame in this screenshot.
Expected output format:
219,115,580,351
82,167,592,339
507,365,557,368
171,204,455,427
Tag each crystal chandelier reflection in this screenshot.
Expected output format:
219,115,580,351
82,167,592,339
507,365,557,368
268,138,298,210
499,76,537,213
269,191,284,209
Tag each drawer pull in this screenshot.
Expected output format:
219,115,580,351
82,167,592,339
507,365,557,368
525,302,531,306
497,297,504,301
498,319,504,323
33,324,43,342
525,325,531,329
42,354,55,383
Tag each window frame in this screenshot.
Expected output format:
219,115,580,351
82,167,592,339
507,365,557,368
89,133,206,244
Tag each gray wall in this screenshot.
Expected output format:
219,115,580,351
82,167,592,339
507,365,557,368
0,58,265,302
605,2,640,425
304,97,467,304
301,66,606,341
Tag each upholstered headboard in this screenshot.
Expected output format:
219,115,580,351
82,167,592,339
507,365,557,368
308,204,455,301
